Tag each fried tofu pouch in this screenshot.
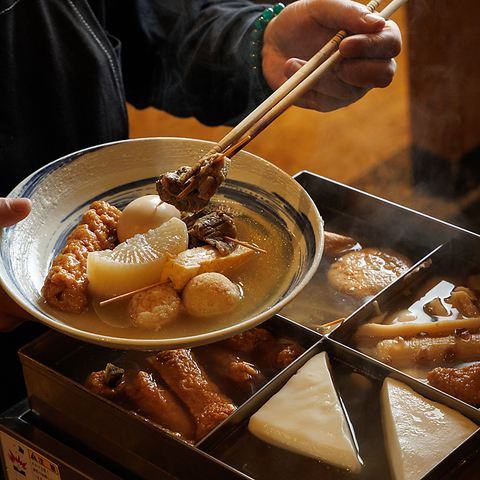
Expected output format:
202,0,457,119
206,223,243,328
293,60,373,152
150,349,236,441
42,201,121,313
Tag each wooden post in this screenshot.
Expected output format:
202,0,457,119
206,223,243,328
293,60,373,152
406,0,480,196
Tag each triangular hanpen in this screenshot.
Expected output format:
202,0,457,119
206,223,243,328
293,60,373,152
249,351,362,473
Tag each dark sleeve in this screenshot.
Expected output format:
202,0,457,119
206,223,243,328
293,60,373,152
0,0,129,194
105,0,270,126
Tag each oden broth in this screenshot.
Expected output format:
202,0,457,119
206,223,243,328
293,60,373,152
43,208,295,342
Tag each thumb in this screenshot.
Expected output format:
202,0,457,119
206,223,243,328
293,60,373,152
0,198,32,228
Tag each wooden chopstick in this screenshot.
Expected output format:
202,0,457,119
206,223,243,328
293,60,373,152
209,0,407,159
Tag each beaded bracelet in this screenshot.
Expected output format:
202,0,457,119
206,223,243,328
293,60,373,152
249,3,286,95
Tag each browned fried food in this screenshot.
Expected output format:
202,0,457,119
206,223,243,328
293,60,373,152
226,359,260,383
445,287,480,318
85,363,126,400
220,327,274,352
125,371,195,440
253,339,305,370
274,343,306,369
196,344,261,383
323,231,357,256
427,363,480,407
42,201,121,312
151,349,236,440
220,327,304,370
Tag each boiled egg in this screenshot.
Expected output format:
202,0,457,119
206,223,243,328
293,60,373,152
117,195,181,242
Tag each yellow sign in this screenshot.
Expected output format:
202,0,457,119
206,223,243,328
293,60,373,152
29,449,60,475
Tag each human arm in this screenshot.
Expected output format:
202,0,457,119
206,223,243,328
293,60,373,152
108,0,402,125
0,198,36,331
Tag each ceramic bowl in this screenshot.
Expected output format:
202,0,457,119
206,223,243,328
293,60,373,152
0,138,323,349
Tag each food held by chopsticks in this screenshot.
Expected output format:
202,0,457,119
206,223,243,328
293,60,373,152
156,150,230,213
155,136,251,213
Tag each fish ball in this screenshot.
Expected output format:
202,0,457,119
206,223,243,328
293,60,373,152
128,284,182,330
182,272,241,316
117,195,181,242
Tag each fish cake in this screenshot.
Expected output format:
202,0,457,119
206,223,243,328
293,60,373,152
42,201,121,312
327,247,412,297
128,284,182,330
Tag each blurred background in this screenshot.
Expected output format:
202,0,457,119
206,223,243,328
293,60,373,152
127,1,480,234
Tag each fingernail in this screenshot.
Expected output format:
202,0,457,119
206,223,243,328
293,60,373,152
10,198,31,212
292,60,304,71
364,13,384,24
285,60,304,78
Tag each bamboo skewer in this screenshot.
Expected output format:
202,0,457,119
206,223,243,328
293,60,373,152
206,0,407,159
212,136,252,164
99,236,266,306
224,236,267,254
320,317,346,330
99,279,170,306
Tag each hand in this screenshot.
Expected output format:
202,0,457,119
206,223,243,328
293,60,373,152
0,197,36,331
262,0,402,112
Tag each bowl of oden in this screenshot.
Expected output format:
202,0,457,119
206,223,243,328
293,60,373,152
0,138,323,349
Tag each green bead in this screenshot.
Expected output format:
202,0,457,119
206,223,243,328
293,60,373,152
262,7,275,22
250,3,286,93
251,28,263,42
254,16,268,31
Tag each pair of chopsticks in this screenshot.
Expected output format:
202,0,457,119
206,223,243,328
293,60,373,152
209,0,408,159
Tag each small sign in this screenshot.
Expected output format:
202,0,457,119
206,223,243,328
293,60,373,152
1,432,61,480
